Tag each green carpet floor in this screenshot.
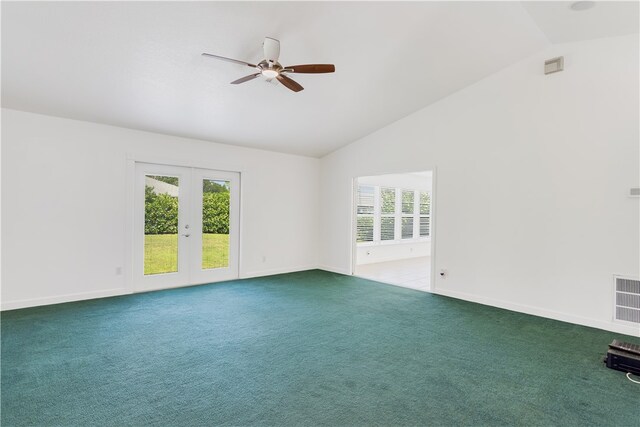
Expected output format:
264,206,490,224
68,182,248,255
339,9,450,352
2,270,639,426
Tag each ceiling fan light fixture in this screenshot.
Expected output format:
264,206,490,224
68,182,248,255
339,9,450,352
261,69,279,79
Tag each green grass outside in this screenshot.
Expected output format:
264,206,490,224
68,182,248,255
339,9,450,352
144,234,229,275
201,233,230,270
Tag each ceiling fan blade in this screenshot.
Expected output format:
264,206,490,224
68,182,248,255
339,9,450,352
263,37,280,62
230,73,261,85
202,53,256,68
283,64,335,74
276,74,304,92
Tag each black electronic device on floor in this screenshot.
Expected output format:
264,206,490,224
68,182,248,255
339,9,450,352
604,339,640,375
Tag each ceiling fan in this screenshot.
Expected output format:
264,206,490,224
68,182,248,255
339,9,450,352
202,37,335,93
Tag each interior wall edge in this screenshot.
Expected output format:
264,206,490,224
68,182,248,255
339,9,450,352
240,264,319,280
1,264,326,311
431,288,640,337
317,266,352,276
1,287,131,311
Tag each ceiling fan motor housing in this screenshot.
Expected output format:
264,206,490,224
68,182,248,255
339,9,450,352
263,37,281,62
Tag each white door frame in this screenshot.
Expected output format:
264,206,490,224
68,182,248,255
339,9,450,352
350,168,437,293
126,157,241,293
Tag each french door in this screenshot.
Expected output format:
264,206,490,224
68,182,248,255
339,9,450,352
133,162,240,292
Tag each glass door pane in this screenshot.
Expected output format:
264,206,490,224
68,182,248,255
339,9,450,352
202,179,230,270
144,175,180,275
134,163,191,292
190,168,239,285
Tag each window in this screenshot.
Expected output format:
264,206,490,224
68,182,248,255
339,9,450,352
401,190,414,239
419,191,431,237
380,188,396,241
356,184,431,245
356,185,375,243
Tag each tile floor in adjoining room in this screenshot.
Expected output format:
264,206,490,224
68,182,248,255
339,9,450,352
354,256,430,291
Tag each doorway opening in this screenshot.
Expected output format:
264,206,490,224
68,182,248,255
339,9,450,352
352,171,433,291
133,162,240,292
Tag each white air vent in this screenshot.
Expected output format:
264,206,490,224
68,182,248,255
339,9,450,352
614,275,640,324
544,56,564,75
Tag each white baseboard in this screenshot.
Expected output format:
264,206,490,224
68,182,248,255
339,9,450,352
431,288,640,337
240,265,318,280
317,265,352,275
315,265,639,336
6,271,635,338
1,288,131,311
1,266,321,311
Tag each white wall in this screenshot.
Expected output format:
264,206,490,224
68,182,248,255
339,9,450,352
320,35,640,336
1,109,320,309
358,172,432,191
356,242,430,266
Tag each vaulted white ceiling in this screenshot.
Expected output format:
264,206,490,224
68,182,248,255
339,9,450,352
2,2,637,157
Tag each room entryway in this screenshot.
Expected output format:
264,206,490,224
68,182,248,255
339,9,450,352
353,171,433,291
133,162,240,292
354,257,430,291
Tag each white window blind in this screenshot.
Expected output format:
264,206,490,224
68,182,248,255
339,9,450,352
419,191,430,237
380,217,395,241
356,185,375,243
401,217,414,239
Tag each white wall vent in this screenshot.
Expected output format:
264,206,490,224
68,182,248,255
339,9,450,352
614,275,640,324
544,56,564,75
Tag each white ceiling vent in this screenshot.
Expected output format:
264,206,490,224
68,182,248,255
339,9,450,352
544,56,564,74
614,276,640,324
